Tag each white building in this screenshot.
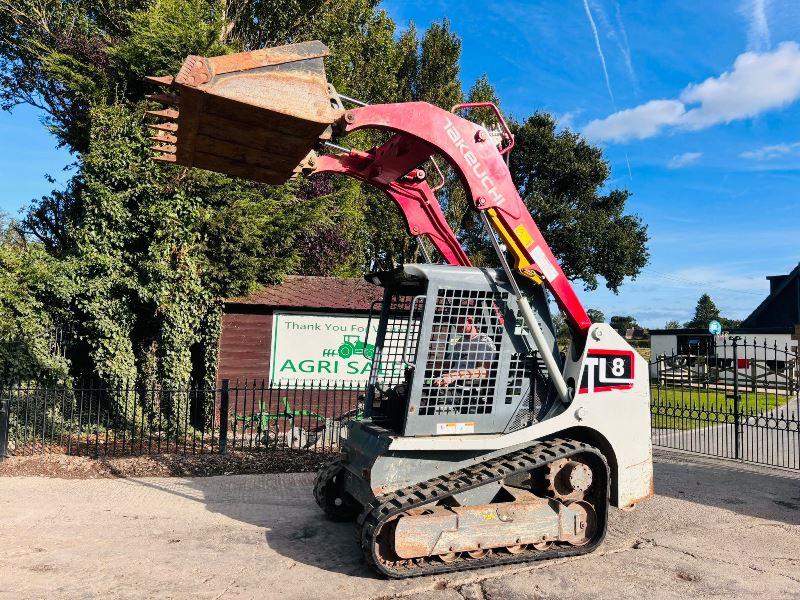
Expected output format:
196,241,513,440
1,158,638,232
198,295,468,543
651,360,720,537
649,264,800,382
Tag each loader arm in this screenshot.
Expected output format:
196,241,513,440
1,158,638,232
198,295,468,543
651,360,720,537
144,41,590,336
313,152,471,267
327,103,591,334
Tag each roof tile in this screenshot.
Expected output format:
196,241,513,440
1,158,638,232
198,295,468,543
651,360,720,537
226,276,381,311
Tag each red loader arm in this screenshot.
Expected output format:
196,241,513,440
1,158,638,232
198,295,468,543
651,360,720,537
144,41,591,335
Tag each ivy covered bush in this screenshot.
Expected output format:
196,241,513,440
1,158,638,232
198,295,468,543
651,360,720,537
0,218,72,384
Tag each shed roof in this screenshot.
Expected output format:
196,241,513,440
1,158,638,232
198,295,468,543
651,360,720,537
225,275,381,312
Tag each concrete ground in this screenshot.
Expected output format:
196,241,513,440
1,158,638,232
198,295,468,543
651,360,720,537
2,450,800,600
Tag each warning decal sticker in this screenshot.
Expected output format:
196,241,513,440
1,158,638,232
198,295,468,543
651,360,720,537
436,422,476,435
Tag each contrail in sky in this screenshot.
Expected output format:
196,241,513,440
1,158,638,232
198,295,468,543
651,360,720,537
582,0,632,178
582,0,614,104
612,1,637,92
587,0,637,91
745,0,771,51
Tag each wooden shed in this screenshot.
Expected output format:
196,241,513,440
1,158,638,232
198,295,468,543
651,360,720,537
216,276,382,384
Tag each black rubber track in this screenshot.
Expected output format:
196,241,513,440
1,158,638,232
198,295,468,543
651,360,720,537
355,438,609,578
314,456,360,522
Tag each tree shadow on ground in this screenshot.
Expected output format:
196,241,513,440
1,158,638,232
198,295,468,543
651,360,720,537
107,451,800,579
110,469,381,579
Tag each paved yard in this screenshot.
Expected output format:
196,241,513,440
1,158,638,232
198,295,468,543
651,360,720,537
2,450,800,600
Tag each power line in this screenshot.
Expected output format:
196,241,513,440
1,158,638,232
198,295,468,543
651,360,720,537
642,269,765,297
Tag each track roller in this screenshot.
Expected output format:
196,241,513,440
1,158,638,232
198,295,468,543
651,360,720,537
313,457,361,522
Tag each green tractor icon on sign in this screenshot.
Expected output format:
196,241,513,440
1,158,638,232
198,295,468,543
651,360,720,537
337,334,375,359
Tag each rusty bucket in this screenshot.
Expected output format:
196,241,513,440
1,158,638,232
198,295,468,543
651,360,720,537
146,41,341,184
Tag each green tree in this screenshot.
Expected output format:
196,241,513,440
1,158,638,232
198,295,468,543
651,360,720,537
720,317,742,329
587,309,605,323
610,315,638,331
551,313,571,350
684,294,720,329
394,22,419,103
0,0,418,390
60,105,322,387
508,113,649,292
664,320,680,329
0,216,72,383
683,294,741,330
416,19,463,109
326,17,467,270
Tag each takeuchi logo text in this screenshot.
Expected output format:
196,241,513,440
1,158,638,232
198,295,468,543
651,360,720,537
443,117,506,206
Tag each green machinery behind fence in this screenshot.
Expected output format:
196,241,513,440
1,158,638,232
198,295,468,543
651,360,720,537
234,396,363,448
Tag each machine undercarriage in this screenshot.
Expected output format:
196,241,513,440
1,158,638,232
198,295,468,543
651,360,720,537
143,40,654,578
317,439,608,577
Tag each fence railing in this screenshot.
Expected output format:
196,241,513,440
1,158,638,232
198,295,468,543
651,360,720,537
650,338,800,469
0,379,365,458
3,338,799,471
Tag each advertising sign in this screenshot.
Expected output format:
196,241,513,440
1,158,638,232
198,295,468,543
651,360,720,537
270,311,400,385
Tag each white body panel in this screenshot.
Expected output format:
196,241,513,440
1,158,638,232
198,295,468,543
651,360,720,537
387,324,653,507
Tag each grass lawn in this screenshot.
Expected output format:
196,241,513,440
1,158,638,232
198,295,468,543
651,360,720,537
650,386,791,430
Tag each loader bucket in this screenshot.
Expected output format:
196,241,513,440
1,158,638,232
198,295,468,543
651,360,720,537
146,41,342,184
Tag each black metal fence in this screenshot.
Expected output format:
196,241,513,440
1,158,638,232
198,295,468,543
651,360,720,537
3,338,800,472
0,379,365,459
650,337,800,469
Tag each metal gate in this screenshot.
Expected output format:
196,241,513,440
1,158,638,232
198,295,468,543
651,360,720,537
650,337,800,469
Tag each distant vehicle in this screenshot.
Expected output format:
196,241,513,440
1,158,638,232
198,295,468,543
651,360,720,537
337,334,375,359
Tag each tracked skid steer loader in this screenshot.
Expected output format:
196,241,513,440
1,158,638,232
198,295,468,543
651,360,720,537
145,41,653,578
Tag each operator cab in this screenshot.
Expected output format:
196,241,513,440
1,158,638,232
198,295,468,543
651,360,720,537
363,264,563,437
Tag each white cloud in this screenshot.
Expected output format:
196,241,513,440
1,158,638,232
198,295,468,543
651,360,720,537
582,100,685,142
680,42,800,128
583,42,800,143
741,0,771,51
556,110,582,130
667,152,702,169
740,141,800,160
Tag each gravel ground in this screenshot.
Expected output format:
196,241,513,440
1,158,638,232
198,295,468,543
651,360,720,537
1,450,799,599
0,450,332,478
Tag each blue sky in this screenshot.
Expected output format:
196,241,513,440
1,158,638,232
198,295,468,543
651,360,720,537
381,0,800,327
0,104,75,217
2,1,799,327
